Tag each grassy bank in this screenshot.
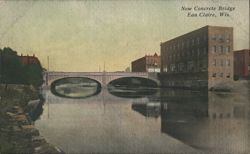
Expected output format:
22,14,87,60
0,84,63,154
0,84,39,107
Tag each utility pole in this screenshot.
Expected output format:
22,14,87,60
47,56,50,72
104,62,106,72
46,56,49,86
103,62,106,86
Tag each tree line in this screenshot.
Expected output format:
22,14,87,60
0,47,43,88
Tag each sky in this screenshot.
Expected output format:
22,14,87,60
0,0,249,72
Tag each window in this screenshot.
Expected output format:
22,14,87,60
170,64,176,72
203,47,207,55
212,59,216,66
189,50,192,57
192,39,195,46
226,34,230,42
225,46,230,53
218,45,223,53
226,60,230,66
197,61,200,71
218,34,224,42
187,61,194,72
212,46,216,53
212,73,216,77
220,59,224,66
178,63,185,72
204,35,207,41
201,60,208,71
197,48,200,56
181,52,183,57
197,37,200,44
192,50,195,56
220,73,223,77
163,65,168,72
211,34,216,40
226,73,230,78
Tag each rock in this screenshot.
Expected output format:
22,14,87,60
6,112,17,118
15,115,27,122
31,136,47,147
21,125,35,129
13,106,20,110
28,99,41,108
12,126,22,132
34,143,64,154
23,127,40,137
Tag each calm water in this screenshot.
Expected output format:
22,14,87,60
35,87,250,154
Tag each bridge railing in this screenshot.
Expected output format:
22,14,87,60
47,71,149,76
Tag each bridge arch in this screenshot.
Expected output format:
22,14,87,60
51,77,102,88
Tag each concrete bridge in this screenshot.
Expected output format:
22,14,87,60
45,71,159,87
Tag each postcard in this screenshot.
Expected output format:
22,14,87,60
0,0,249,153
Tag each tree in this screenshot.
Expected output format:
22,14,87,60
23,64,43,87
0,47,43,88
0,47,24,88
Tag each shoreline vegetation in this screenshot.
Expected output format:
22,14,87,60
0,47,64,153
0,84,64,153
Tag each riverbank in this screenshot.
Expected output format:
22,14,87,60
0,84,64,153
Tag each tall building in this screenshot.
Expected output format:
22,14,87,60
234,49,250,79
131,53,161,72
160,25,233,89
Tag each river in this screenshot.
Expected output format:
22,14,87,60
35,87,250,154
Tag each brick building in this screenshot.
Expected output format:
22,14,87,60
160,25,234,89
131,53,161,72
19,54,40,65
234,49,250,79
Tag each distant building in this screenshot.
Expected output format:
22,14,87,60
234,49,250,79
160,25,234,89
131,53,161,72
19,54,40,65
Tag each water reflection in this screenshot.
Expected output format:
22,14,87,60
35,86,250,154
160,90,250,153
108,87,158,98
51,77,101,98
108,77,158,98
131,98,161,118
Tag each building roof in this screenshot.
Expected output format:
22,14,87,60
132,52,160,63
160,25,233,46
19,54,40,65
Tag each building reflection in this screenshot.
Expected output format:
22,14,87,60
160,90,250,153
131,97,161,118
